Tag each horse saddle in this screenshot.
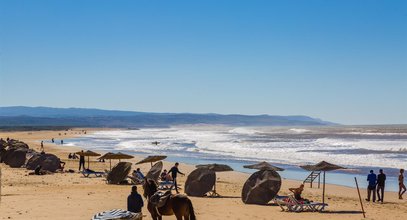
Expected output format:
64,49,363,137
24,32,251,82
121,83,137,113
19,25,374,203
150,190,172,208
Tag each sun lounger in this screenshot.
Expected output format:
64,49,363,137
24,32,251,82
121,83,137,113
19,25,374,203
128,175,144,185
274,195,327,212
82,169,105,178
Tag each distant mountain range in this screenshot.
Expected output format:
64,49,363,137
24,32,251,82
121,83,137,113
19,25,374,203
0,106,336,128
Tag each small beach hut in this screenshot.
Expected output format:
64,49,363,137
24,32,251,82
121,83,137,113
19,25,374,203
99,152,134,170
136,155,167,167
76,150,101,169
243,161,285,171
195,163,233,197
300,161,346,205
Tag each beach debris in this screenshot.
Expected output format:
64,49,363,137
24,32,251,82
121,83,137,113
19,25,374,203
145,161,163,182
241,169,282,205
243,161,285,171
185,168,216,197
107,162,132,184
26,153,61,172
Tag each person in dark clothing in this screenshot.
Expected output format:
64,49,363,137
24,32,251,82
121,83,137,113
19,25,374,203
366,170,377,202
127,185,143,213
169,162,185,193
377,169,386,203
79,150,85,171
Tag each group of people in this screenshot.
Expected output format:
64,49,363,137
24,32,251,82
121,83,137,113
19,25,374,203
126,162,185,214
68,153,79,159
366,168,406,203
132,162,185,193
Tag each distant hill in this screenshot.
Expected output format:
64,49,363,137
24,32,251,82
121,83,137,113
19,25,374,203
0,106,336,128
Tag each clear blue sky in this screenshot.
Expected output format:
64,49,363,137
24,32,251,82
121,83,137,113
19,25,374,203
0,0,406,125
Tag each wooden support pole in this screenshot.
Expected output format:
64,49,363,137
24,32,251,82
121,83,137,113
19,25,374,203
318,172,321,189
322,171,326,204
355,177,366,218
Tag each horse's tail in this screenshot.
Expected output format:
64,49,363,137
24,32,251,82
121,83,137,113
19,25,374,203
188,198,196,220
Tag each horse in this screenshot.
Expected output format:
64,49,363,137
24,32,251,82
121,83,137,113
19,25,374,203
143,179,196,220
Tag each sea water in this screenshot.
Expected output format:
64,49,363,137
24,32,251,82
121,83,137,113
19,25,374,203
64,125,407,191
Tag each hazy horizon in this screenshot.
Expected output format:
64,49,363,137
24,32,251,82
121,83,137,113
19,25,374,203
1,0,406,125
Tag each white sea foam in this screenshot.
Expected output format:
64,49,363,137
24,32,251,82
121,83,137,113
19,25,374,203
70,126,407,169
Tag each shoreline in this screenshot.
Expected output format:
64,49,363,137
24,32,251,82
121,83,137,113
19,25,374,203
65,128,405,192
1,128,406,220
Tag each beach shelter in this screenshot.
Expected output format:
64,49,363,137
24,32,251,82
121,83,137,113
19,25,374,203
241,169,282,205
243,161,285,171
185,168,216,197
136,155,167,167
76,150,101,169
195,163,233,197
145,161,163,182
300,161,346,205
99,152,134,170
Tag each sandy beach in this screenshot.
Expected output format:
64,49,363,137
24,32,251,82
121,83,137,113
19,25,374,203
1,129,407,220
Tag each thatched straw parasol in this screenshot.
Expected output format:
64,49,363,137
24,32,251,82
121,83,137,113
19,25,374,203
300,161,346,205
243,161,285,171
136,155,167,167
99,152,134,170
195,163,233,197
76,150,101,169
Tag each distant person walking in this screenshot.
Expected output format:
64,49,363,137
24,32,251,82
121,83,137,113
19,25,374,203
40,141,44,152
51,138,54,143
169,162,185,193
366,170,377,202
79,150,85,171
399,169,406,199
61,140,64,145
377,169,386,202
127,185,143,213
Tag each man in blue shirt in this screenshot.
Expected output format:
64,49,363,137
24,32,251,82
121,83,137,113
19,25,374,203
366,170,377,202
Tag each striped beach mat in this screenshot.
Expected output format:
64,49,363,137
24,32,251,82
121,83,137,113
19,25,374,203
91,209,142,220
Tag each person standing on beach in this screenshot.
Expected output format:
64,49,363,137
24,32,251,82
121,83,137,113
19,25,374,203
61,140,64,145
40,141,44,152
366,170,377,202
377,169,386,203
127,185,143,213
169,162,185,194
399,169,406,199
79,151,85,171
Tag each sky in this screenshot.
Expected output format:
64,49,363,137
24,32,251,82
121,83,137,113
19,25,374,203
0,0,406,125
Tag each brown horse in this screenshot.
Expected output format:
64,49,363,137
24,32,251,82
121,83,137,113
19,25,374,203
143,179,196,220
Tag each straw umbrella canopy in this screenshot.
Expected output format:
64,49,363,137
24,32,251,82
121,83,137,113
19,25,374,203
99,152,134,170
243,161,285,171
300,161,346,205
76,150,101,169
136,155,167,167
195,163,233,197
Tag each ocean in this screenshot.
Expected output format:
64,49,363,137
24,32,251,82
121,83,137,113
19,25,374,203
63,125,407,191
